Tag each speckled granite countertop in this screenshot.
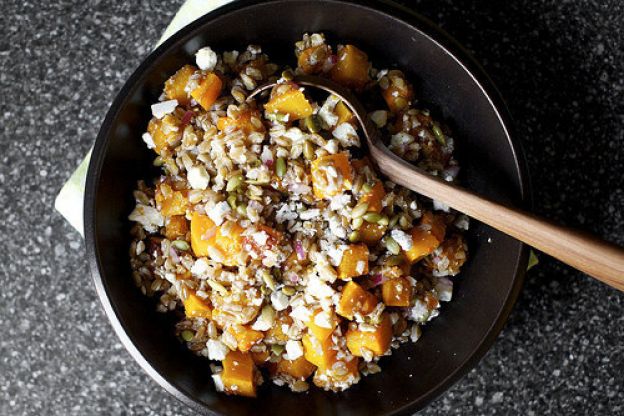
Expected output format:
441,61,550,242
1,0,622,414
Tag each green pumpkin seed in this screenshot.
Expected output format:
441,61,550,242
271,344,285,355
304,115,321,133
303,141,315,160
378,215,390,226
181,330,194,342
385,254,405,267
394,97,408,110
226,175,244,192
348,230,360,242
262,270,277,291
153,156,164,167
276,157,287,178
352,202,369,218
236,204,247,217
207,280,228,294
227,193,238,209
281,69,295,81
245,178,270,185
399,214,411,229
361,181,375,193
352,217,364,230
388,214,400,228
363,212,382,223
172,240,190,251
384,237,401,255
432,124,446,145
282,286,296,296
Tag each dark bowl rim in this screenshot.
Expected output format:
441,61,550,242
84,0,531,414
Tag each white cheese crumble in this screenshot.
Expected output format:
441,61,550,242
318,95,340,127
128,204,164,233
307,276,335,299
187,165,210,190
408,299,430,323
275,204,298,223
212,373,225,392
195,46,218,71
299,209,320,220
251,231,269,246
435,277,453,302
206,339,229,361
391,229,413,251
151,99,178,119
270,290,290,311
141,132,155,149
314,310,334,329
207,201,231,226
332,122,359,146
190,258,209,276
290,305,312,323
326,244,346,267
433,199,451,212
285,340,304,360
355,260,366,275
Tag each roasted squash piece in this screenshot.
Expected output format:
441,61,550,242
190,212,246,266
265,88,313,121
164,64,197,105
330,45,370,89
312,356,360,389
302,333,337,370
164,215,188,240
227,324,264,352
266,313,293,343
335,101,354,125
216,109,265,134
404,212,446,263
345,314,392,357
359,180,385,213
191,72,222,110
297,44,332,74
155,183,189,216
147,114,180,155
338,244,369,280
382,276,413,307
336,281,378,320
358,222,387,246
221,350,256,397
251,349,270,366
381,72,414,113
274,356,317,380
306,309,338,342
311,153,353,199
183,292,212,319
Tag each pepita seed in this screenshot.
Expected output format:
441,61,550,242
181,330,194,342
432,124,446,145
281,69,295,81
378,215,390,226
172,240,190,251
227,193,238,209
276,157,287,178
399,215,411,229
352,217,364,230
153,156,164,167
384,237,401,255
304,115,321,133
207,280,228,294
363,212,382,223
348,230,360,242
226,175,244,191
361,181,375,193
352,202,369,218
385,254,405,266
271,344,285,355
262,270,277,291
282,286,296,296
388,214,400,228
236,204,247,217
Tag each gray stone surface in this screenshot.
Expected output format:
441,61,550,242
0,0,622,415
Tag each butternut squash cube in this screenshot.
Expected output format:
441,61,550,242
265,88,314,121
183,293,212,319
404,212,446,263
191,72,222,110
155,183,189,216
358,222,387,246
266,313,293,343
221,350,256,397
298,44,332,74
359,180,386,213
164,64,197,106
335,101,354,125
302,333,337,370
275,356,317,380
346,314,392,356
306,309,338,342
216,109,265,134
338,244,369,280
227,325,264,352
312,356,360,389
336,281,378,320
251,350,270,366
382,276,413,307
164,215,188,240
330,45,370,89
311,153,353,199
382,78,414,113
190,212,246,266
147,114,180,155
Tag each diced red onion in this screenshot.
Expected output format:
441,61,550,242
180,110,193,127
287,271,300,284
371,273,386,287
265,159,274,168
295,241,306,260
442,165,460,181
169,247,180,263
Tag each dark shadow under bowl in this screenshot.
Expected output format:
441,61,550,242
84,0,530,414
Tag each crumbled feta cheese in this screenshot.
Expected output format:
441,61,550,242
318,95,340,127
151,99,178,119
391,229,413,251
275,204,298,223
212,373,224,392
408,299,430,323
270,290,290,311
290,305,312,323
190,258,209,276
329,194,351,210
285,340,304,360
195,46,218,71
314,310,334,329
251,307,275,331
260,145,273,163
206,339,229,361
251,231,269,246
187,165,210,190
454,214,470,230
326,244,346,266
355,261,366,275
433,199,450,212
141,132,155,149
299,209,320,220
128,204,164,233
207,201,231,226
435,277,453,301
307,276,335,299
332,122,359,146
391,132,415,146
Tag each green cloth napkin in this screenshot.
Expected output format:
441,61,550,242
54,0,234,236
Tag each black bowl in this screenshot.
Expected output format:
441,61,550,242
84,0,530,414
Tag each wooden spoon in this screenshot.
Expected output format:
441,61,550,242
249,74,624,291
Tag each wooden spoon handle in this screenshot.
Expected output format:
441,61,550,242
370,143,624,291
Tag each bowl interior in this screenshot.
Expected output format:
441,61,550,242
85,1,528,415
